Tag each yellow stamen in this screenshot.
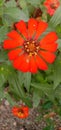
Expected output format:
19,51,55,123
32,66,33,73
27,41,29,44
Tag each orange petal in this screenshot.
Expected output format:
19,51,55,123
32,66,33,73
22,106,29,112
40,32,58,44
7,30,24,44
3,39,22,49
28,18,38,38
13,54,29,72
12,107,18,112
29,56,37,73
39,51,56,63
36,55,48,70
15,20,28,38
40,42,58,52
35,21,48,39
8,48,22,60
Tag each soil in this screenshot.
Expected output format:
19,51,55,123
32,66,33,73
0,99,61,130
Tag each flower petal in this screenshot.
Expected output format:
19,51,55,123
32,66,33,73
15,20,28,38
29,56,37,73
28,18,38,38
13,54,29,72
7,30,24,44
39,51,56,63
40,42,58,52
40,32,58,44
35,55,48,70
8,48,22,60
23,106,29,112
35,21,48,39
3,39,21,49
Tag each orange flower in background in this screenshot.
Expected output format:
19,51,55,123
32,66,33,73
44,0,60,16
3,18,58,73
12,106,29,118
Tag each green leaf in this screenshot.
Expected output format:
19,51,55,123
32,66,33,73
0,85,5,101
0,0,5,6
43,125,54,130
0,50,8,62
57,39,61,50
22,96,32,108
5,0,17,7
33,90,41,107
26,0,40,7
52,59,61,88
42,101,53,110
5,93,16,106
31,83,55,101
17,71,24,86
49,6,61,27
0,73,6,87
55,85,61,101
4,7,29,22
18,0,29,17
23,72,31,92
0,26,8,43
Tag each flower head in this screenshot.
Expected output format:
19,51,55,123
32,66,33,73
12,106,29,118
3,18,58,73
44,0,60,16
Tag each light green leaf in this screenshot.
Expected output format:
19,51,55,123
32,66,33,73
5,93,16,106
18,0,29,17
52,60,61,88
4,7,29,21
0,87,5,101
0,26,8,43
33,90,41,107
26,0,40,7
31,83,55,101
57,39,61,49
0,0,5,6
23,72,31,92
17,71,24,86
49,6,61,27
5,0,17,7
0,50,8,62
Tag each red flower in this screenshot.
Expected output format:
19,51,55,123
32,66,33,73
12,106,29,118
3,18,58,73
44,0,60,16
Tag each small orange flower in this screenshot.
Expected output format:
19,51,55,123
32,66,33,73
44,0,60,16
12,106,29,118
3,18,58,73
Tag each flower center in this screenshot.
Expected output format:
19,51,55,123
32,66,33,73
23,40,40,56
50,3,57,9
18,108,24,116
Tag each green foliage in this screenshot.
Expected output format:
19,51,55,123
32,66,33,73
0,0,61,118
43,118,54,130
23,72,31,92
26,0,41,7
49,6,61,27
0,26,8,43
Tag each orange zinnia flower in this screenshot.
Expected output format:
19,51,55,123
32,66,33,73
12,106,29,118
44,0,60,16
3,18,58,73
